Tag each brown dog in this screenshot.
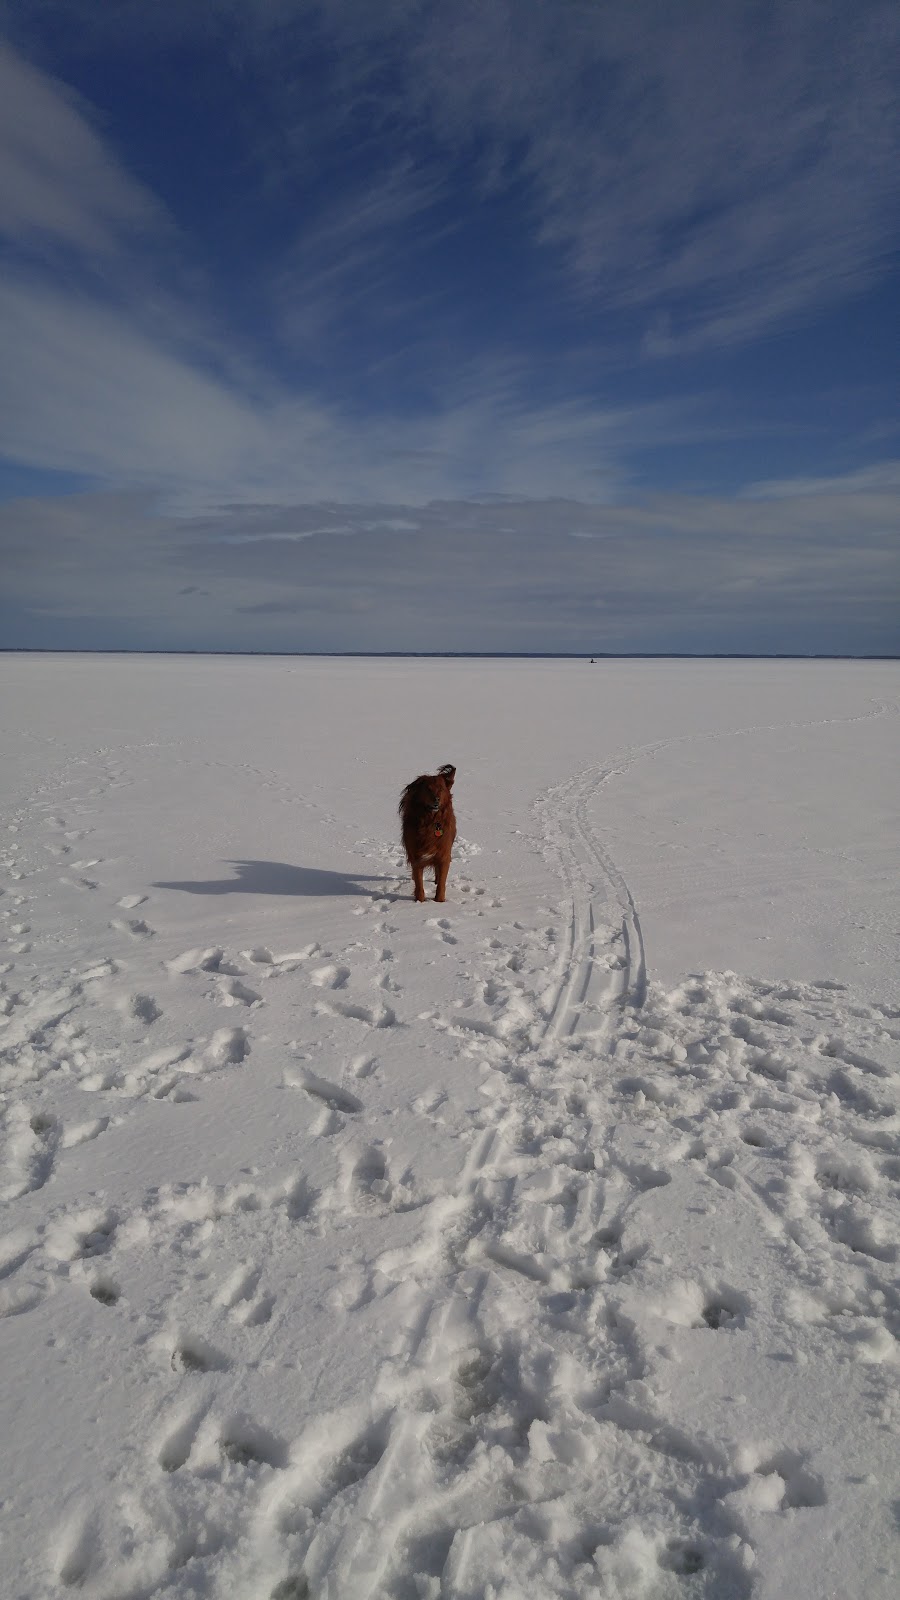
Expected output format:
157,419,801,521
399,764,457,902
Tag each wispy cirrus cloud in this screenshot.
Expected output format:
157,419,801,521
0,39,163,255
427,2,899,350
741,460,900,500
0,271,667,507
8,1,899,357
270,156,455,362
0,34,655,510
288,0,900,352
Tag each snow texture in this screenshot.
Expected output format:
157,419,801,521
1,655,898,1600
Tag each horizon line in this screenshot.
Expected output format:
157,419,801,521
2,650,897,662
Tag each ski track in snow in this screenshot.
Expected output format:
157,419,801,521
1,701,899,1599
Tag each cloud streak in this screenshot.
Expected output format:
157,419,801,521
0,39,163,255
3,481,897,656
296,0,900,350
0,269,701,509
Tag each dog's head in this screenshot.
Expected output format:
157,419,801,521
400,764,456,817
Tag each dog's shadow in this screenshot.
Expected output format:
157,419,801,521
154,861,398,898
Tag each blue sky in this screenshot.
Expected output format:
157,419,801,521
1,0,898,653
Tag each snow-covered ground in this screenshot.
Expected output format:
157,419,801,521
1,654,898,1600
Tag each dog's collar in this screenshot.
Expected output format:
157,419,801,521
434,825,443,836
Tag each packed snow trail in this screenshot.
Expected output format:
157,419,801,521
0,656,898,1600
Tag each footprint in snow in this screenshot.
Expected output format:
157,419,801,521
110,916,154,938
0,1227,38,1281
217,1263,275,1326
219,1415,288,1469
658,1540,706,1575
117,992,162,1024
217,977,262,1008
63,1111,108,1156
204,1027,250,1067
312,1105,345,1137
283,1174,318,1220
310,963,351,989
54,1510,99,1589
0,1279,45,1318
412,1088,448,1120
813,1152,876,1194
736,1447,828,1511
350,1145,392,1207
270,1577,310,1599
217,1262,261,1308
44,1206,118,1262
315,997,397,1028
271,1416,388,1532
622,1160,672,1191
158,1401,208,1472
653,1280,752,1331
167,946,242,975
1,1107,60,1199
87,1275,120,1308
350,1053,378,1079
287,1067,363,1114
169,1332,228,1375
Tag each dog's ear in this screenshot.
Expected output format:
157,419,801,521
438,764,456,788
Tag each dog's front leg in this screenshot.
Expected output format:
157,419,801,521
434,858,449,902
412,862,426,902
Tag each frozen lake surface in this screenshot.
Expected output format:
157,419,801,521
1,655,898,1599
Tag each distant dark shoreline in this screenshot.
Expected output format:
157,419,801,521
2,650,897,662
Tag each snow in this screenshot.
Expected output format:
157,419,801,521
1,653,898,1600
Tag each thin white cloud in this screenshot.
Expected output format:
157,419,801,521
0,40,164,254
0,272,683,507
219,527,349,543
741,460,900,500
271,157,454,361
0,276,312,496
